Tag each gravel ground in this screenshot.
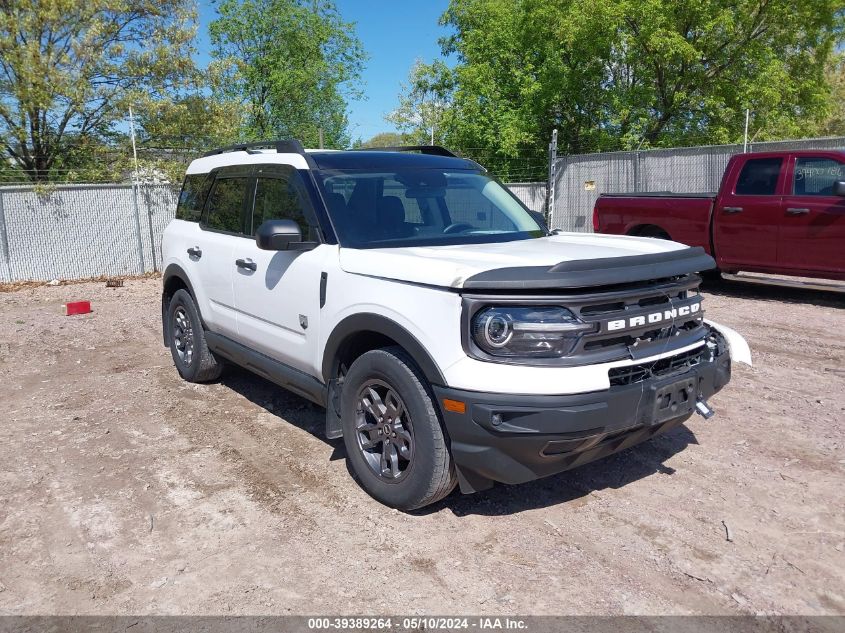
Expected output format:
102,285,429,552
0,277,843,616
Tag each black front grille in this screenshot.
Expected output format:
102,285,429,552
608,347,707,386
566,275,705,358
461,273,708,367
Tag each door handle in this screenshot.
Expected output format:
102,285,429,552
786,207,810,215
235,258,257,271
722,206,743,214
187,246,202,258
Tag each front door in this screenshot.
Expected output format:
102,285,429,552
778,154,845,276
232,164,327,376
713,155,785,271
195,169,253,337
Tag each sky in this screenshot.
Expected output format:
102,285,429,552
195,0,453,142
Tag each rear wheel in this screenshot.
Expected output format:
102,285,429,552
167,288,223,383
341,347,457,510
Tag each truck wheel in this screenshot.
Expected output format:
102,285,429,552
167,288,223,383
340,346,457,510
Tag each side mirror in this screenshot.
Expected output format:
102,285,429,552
255,219,317,251
834,181,845,197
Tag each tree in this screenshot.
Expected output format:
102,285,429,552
816,54,845,136
0,0,197,182
136,63,243,149
387,59,454,145
354,132,407,148
209,0,366,148
439,0,845,161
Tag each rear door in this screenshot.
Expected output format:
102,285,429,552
232,164,327,376
195,166,252,337
778,154,845,275
713,154,786,270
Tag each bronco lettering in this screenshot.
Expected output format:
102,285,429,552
607,302,701,332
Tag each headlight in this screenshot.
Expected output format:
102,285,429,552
471,306,596,358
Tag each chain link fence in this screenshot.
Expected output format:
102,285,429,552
506,182,547,214
0,181,544,283
550,136,845,232
0,184,178,283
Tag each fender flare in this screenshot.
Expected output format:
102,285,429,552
163,263,198,299
322,313,447,386
161,264,200,346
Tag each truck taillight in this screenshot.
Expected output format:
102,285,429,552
592,206,599,232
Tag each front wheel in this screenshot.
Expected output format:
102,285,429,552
340,347,457,510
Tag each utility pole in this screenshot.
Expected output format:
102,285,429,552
319,127,324,149
128,106,146,274
743,109,750,153
547,129,558,227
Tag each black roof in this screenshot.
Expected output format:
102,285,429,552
308,150,481,171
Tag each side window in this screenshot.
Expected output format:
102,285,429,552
251,168,313,237
176,174,211,222
735,158,783,196
204,177,248,234
794,157,845,196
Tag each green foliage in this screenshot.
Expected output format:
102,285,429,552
136,64,243,150
209,0,366,148
438,0,845,165
816,54,845,136
0,0,198,182
354,132,407,148
387,59,455,145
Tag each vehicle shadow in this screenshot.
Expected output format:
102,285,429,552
218,364,342,450
701,276,844,308
218,365,698,517
417,424,698,517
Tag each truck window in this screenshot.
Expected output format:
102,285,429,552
176,174,212,222
203,177,248,234
251,168,312,237
735,158,782,196
794,157,845,196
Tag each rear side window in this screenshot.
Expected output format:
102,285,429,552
735,158,782,195
176,174,212,222
204,177,248,234
794,157,845,196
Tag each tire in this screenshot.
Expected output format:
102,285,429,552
340,346,457,510
167,288,223,383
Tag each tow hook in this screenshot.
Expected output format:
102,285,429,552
695,399,715,419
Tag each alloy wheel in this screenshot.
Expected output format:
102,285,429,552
355,379,414,481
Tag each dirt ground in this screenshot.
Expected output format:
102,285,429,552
0,277,843,616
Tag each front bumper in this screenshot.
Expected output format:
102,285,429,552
434,338,731,493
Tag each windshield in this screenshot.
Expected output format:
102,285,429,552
315,168,546,248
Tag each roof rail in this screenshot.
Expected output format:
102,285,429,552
203,139,305,157
359,145,459,158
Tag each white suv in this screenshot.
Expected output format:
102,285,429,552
161,140,750,510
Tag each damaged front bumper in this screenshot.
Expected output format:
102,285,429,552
435,328,741,494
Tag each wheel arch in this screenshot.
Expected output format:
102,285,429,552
628,224,672,240
322,313,446,386
161,264,199,346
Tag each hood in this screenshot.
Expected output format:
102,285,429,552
338,232,697,289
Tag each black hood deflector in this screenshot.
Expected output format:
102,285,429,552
462,246,716,291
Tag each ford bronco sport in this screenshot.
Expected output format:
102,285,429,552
161,140,751,510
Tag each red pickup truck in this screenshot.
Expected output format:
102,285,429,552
593,150,845,281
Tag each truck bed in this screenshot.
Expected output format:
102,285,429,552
593,193,715,254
